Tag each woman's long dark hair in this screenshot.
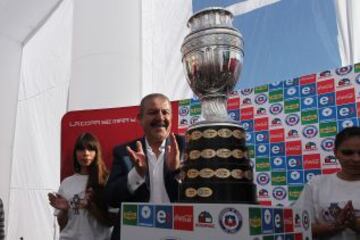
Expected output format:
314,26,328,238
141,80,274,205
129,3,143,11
73,132,112,226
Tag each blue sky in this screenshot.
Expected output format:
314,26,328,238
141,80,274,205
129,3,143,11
192,0,341,89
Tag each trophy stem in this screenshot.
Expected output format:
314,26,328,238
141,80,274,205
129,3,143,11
201,96,228,121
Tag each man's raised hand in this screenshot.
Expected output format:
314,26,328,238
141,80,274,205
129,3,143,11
127,141,147,177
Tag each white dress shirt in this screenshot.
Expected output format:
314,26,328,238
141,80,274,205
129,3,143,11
127,139,170,203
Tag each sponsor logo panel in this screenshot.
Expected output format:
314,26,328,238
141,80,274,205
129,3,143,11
261,208,274,234
256,157,271,172
302,125,318,138
254,117,269,131
241,120,254,131
318,106,336,122
284,208,294,233
304,169,321,183
338,118,358,131
138,205,154,227
269,81,284,90
155,205,173,229
249,207,262,235
286,141,302,156
319,122,337,137
284,99,300,114
300,83,316,97
271,157,286,171
228,109,240,121
123,204,137,226
288,186,304,201
255,131,269,143
273,208,284,233
174,206,194,231
241,107,254,120
300,74,316,85
271,171,287,186
286,156,303,170
336,88,355,105
195,211,215,228
218,207,243,234
255,93,268,105
301,109,318,124
256,172,271,186
317,78,335,94
255,84,269,94
284,78,299,87
284,86,299,99
272,186,287,201
318,93,335,108
270,142,285,157
227,96,240,110
256,143,269,157
335,65,352,76
270,129,285,143
285,114,300,126
287,170,304,185
269,89,284,103
337,103,356,120
303,154,321,169
190,103,201,116
301,96,317,110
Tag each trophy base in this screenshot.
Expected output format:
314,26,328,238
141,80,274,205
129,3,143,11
179,121,257,204
178,182,257,204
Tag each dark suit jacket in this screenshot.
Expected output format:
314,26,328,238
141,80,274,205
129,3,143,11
105,134,185,240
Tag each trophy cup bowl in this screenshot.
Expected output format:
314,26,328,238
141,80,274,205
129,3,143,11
181,7,243,101
178,7,257,203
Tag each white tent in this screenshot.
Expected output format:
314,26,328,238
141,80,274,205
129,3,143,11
0,0,359,239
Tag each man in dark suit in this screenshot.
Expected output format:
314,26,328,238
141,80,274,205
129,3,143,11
105,93,185,240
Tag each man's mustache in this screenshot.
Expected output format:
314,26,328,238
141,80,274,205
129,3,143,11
150,120,169,128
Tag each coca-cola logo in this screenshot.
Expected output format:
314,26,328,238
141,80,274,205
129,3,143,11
173,206,193,231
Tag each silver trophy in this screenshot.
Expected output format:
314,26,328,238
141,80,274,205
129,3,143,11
179,7,256,203
181,7,244,121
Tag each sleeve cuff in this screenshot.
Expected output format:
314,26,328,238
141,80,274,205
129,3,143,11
127,168,145,193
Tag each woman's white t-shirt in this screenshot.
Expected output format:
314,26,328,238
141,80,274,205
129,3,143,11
56,174,112,240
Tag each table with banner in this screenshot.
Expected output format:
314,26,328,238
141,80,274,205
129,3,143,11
120,202,311,240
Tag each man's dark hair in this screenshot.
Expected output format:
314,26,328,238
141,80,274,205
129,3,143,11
334,126,360,150
139,93,171,118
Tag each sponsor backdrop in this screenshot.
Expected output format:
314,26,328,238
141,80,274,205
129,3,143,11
121,202,311,240
177,62,360,206
62,63,360,206
61,103,180,179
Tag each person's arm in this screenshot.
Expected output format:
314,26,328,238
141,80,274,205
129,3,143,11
105,143,145,208
348,219,360,233
104,152,132,208
313,200,357,237
164,134,185,202
48,193,69,231
0,199,5,240
312,222,346,238
56,209,69,231
343,200,360,233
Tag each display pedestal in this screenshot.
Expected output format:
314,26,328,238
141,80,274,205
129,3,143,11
121,202,311,240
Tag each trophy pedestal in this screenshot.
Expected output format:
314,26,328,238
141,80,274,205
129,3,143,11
179,121,257,203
